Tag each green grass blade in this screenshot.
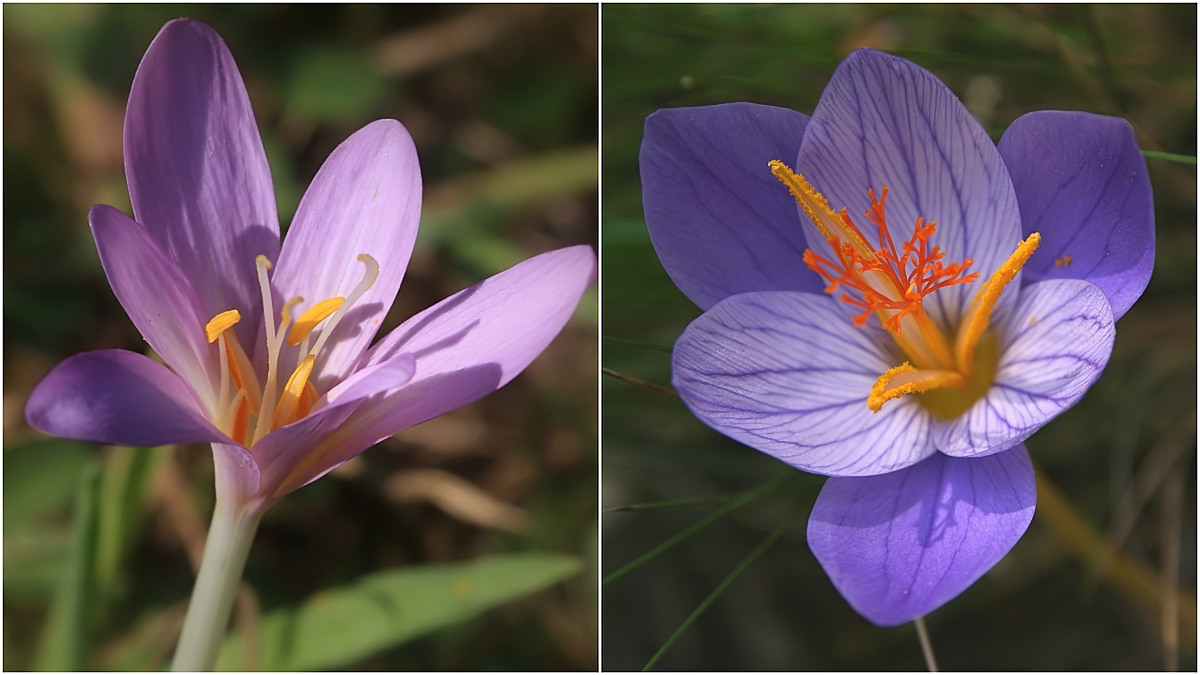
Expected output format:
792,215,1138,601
602,335,674,354
605,496,731,513
601,367,678,397
642,509,805,671
95,446,169,597
34,460,102,671
603,471,792,586
1142,150,1197,165
216,552,581,671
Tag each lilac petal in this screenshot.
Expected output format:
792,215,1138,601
365,244,594,408
25,350,228,448
998,111,1154,321
672,291,936,476
124,18,279,342
212,442,263,507
640,103,823,310
254,360,500,500
255,245,594,499
251,353,416,498
325,353,417,405
808,446,1036,626
797,49,1023,331
89,205,219,408
272,119,422,385
246,394,364,501
936,279,1114,458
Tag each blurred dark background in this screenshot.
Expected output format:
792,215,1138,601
601,4,1195,671
5,4,596,670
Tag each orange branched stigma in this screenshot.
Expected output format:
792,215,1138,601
770,159,1040,417
800,185,979,333
203,254,379,447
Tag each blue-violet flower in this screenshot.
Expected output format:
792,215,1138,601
640,49,1153,625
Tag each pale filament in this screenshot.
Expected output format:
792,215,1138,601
203,253,380,448
251,294,304,446
305,254,380,364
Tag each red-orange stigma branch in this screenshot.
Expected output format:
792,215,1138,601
803,185,978,334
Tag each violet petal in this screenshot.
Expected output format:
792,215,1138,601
797,49,1023,331
641,103,822,310
89,204,219,408
936,279,1115,458
124,18,279,341
998,110,1155,321
25,350,228,447
672,291,937,476
808,446,1036,626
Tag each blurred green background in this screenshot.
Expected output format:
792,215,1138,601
602,4,1195,671
4,4,596,670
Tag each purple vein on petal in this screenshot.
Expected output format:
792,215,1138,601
672,291,937,477
935,278,1115,458
807,446,1036,626
796,49,1022,331
641,103,822,309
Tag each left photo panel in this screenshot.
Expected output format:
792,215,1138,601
4,4,598,671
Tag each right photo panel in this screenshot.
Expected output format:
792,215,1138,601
601,4,1196,671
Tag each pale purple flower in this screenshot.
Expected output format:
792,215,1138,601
640,49,1153,625
25,18,596,512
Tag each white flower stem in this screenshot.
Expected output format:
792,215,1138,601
170,496,263,671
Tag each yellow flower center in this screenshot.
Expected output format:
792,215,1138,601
769,159,1039,417
203,253,379,446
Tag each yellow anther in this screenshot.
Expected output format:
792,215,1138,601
273,354,316,428
206,250,385,446
300,380,320,414
769,159,872,258
205,310,241,343
954,233,1041,376
868,363,966,412
287,297,345,346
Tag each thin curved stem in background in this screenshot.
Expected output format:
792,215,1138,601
603,471,794,586
642,508,805,671
914,616,938,672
